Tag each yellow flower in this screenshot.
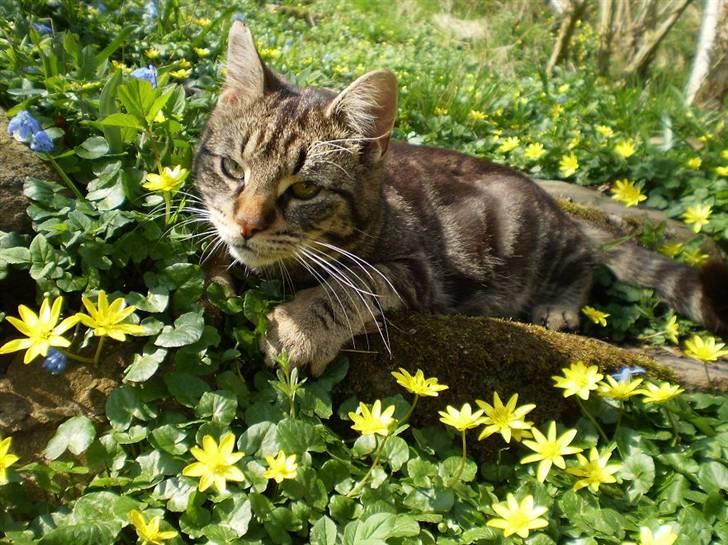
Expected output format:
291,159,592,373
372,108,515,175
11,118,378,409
566,447,621,492
598,375,643,400
434,106,448,116
391,368,448,397
0,437,20,484
438,403,484,432
658,243,683,258
663,315,679,344
596,125,614,138
497,136,520,154
144,48,160,59
524,143,546,161
169,68,190,79
153,110,166,124
349,399,396,436
468,110,486,122
559,153,578,177
686,157,702,170
511,426,534,442
637,525,679,545
611,179,647,207
177,58,191,69
143,165,189,193
476,392,535,443
181,433,245,493
128,510,178,545
716,166,728,177
486,494,548,538
193,17,211,27
75,290,145,341
682,247,709,267
682,204,712,233
639,382,684,404
614,139,636,159
263,451,298,483
683,334,728,362
568,135,581,149
112,60,131,73
550,104,563,118
194,47,210,57
0,296,79,364
552,360,603,400
582,305,609,327
521,421,582,482
558,83,569,94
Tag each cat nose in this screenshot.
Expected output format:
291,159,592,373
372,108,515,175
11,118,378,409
237,216,267,239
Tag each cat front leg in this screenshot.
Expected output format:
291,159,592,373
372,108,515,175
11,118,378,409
260,259,426,376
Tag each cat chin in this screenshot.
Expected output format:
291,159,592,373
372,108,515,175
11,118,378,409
229,245,285,270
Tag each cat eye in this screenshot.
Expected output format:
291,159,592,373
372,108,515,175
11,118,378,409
221,157,245,180
289,180,321,200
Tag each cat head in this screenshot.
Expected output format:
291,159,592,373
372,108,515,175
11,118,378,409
193,21,397,269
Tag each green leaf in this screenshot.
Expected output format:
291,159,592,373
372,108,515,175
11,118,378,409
237,421,280,457
311,516,337,545
39,523,117,545
45,416,96,460
277,418,326,454
195,390,238,425
620,449,655,501
155,311,204,347
213,495,252,538
164,371,210,407
151,425,189,456
382,436,409,471
697,460,728,495
123,346,167,383
96,112,144,130
75,136,110,160
105,385,155,430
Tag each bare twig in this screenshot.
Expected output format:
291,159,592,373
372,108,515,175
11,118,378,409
623,0,694,76
546,0,587,77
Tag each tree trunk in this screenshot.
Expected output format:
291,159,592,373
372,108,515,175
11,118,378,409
597,0,616,75
685,0,724,105
546,0,587,77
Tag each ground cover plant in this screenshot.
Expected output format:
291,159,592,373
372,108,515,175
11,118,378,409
0,0,727,543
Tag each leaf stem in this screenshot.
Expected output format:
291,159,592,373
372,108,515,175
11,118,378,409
347,435,388,497
576,397,609,444
448,430,467,487
93,337,105,366
401,394,419,424
58,349,95,365
47,156,83,200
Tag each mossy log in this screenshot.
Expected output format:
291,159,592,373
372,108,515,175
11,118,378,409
339,313,673,428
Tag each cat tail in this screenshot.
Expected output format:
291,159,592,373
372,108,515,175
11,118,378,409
576,219,728,334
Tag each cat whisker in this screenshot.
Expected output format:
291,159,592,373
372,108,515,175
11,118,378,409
312,240,402,302
294,252,361,351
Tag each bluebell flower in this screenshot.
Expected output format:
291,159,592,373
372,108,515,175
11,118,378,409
95,2,107,12
143,0,158,23
131,65,158,88
611,366,646,383
7,110,41,143
32,22,52,34
42,348,68,375
30,130,54,153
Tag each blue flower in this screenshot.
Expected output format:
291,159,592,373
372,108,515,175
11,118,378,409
612,366,646,383
30,130,54,153
131,65,158,88
7,110,42,143
143,0,158,23
42,348,68,375
231,12,245,22
32,22,52,34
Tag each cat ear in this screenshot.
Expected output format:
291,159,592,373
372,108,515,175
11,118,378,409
220,21,287,104
326,70,398,157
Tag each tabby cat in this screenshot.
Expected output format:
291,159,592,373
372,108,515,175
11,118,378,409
193,21,728,375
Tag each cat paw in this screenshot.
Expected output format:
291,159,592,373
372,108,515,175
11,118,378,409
531,304,580,331
260,303,341,377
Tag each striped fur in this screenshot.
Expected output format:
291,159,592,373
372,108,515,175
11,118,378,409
193,23,728,375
